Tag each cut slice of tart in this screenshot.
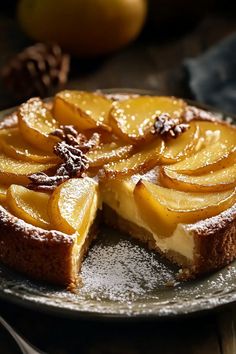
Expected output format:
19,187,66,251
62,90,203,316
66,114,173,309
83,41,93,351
0,205,79,286
0,177,100,287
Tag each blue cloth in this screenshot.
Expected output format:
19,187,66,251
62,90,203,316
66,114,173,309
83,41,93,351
185,33,236,114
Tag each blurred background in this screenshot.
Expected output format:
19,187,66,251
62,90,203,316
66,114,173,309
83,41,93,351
1,0,236,113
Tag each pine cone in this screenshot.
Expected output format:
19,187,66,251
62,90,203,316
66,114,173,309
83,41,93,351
1,43,70,100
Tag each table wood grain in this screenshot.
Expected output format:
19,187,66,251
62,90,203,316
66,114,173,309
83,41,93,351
0,300,235,354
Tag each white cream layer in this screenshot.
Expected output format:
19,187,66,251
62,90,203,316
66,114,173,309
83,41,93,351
101,179,194,261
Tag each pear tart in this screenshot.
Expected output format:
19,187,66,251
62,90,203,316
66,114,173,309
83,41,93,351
0,90,235,287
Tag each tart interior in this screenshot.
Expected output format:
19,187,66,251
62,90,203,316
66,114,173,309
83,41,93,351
0,90,235,287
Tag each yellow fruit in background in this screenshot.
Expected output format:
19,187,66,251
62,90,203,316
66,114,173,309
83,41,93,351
18,0,147,57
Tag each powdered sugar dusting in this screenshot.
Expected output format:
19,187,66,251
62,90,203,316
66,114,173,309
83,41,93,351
188,203,236,235
80,229,176,302
0,206,75,244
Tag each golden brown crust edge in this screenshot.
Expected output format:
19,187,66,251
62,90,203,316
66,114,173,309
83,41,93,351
0,205,78,286
103,204,236,278
190,204,236,275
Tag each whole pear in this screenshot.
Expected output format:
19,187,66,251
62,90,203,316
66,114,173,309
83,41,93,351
18,0,147,57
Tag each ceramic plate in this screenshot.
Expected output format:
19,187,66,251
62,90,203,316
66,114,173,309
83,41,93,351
0,89,235,319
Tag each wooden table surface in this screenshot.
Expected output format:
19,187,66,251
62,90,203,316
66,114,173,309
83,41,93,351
0,299,235,354
0,13,236,354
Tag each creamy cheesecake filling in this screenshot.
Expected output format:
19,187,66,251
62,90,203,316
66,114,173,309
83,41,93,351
101,179,195,261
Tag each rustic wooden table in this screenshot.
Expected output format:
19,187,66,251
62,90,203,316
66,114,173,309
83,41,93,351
0,13,236,354
0,299,235,354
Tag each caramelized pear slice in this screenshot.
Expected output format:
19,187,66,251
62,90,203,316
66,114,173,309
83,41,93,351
0,128,59,163
49,177,99,235
109,96,186,143
160,122,199,163
102,138,165,178
0,152,55,185
18,98,59,153
161,164,236,192
0,185,7,202
86,142,133,168
168,142,236,175
134,180,236,236
7,185,50,229
196,120,236,150
53,90,112,131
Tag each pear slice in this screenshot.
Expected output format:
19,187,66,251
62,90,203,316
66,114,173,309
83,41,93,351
7,185,50,229
102,138,164,178
196,120,236,151
160,122,199,163
49,177,99,236
134,180,236,236
109,96,186,143
161,164,236,192
53,90,112,132
0,185,7,202
86,142,134,168
0,152,55,185
18,98,59,153
168,142,236,175
0,128,59,163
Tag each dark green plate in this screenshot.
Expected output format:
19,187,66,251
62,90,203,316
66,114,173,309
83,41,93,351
0,89,235,319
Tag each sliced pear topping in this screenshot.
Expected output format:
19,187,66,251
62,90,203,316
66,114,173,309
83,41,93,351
0,128,59,163
134,180,236,236
0,152,55,185
160,122,199,163
53,90,112,131
0,185,7,202
18,98,59,153
49,177,99,235
197,120,236,150
102,138,165,178
109,96,186,143
7,185,50,229
168,142,236,175
161,164,236,192
86,142,133,168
